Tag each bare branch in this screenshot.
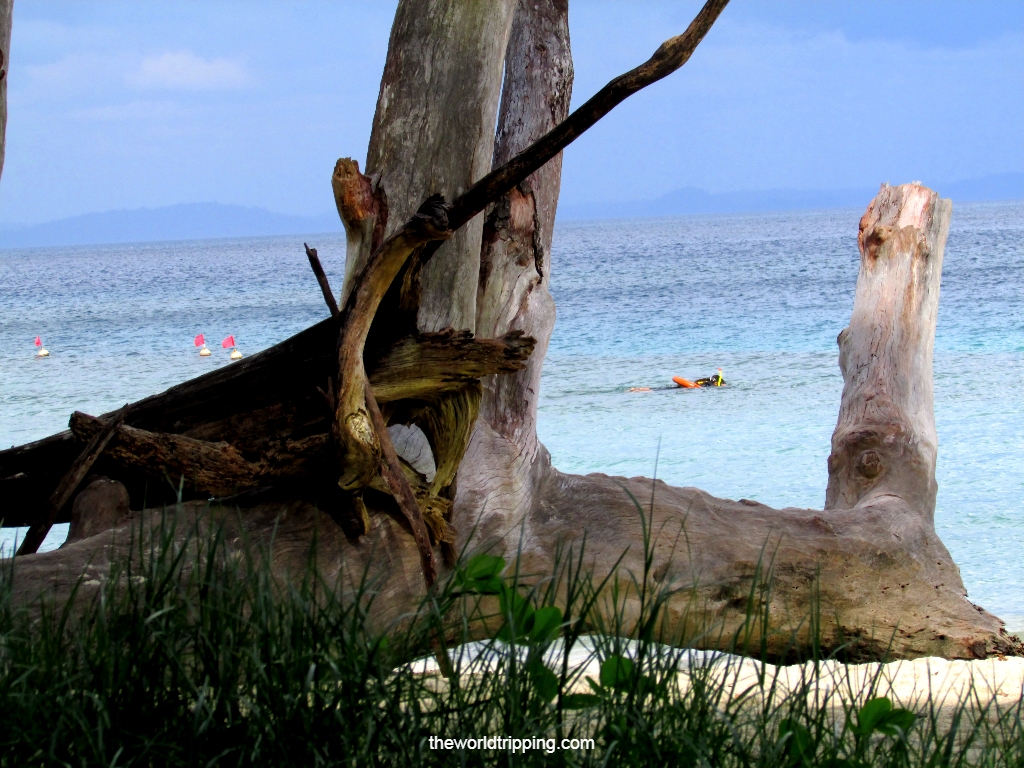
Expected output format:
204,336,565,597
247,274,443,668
304,243,340,318
363,381,437,587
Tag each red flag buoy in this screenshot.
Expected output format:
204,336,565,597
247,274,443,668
34,336,42,347
221,335,235,349
194,333,205,347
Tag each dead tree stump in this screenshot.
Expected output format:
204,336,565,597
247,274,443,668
827,183,948,519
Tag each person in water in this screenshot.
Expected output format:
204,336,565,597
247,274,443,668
694,369,726,387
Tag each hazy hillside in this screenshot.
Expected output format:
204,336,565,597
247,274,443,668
558,172,1024,221
0,203,342,249
2,173,1021,247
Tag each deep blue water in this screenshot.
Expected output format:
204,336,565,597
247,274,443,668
2,202,1022,627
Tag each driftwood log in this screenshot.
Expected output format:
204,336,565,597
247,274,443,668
0,323,535,526
2,0,1018,659
16,406,128,555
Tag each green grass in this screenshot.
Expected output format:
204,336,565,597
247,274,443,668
2,503,1023,767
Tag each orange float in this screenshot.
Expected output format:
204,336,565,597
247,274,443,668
672,376,698,388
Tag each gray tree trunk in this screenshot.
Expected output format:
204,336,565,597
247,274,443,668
0,0,13,183
458,0,572,549
826,184,947,519
361,0,516,334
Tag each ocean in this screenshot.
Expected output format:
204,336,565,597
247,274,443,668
2,202,1022,628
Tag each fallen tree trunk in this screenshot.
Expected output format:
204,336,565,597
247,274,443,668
0,327,534,525
16,406,129,555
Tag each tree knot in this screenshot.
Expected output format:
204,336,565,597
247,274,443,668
411,194,453,240
856,450,883,479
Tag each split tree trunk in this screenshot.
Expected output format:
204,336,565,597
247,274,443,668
361,0,517,335
458,0,573,547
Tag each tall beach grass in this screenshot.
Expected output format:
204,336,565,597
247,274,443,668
1,499,1023,767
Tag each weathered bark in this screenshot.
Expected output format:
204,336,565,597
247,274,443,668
826,183,948,519
64,477,129,545
363,380,438,586
332,158,386,306
70,411,270,497
369,329,533,403
365,0,517,335
459,0,572,544
0,0,11,183
333,196,454,491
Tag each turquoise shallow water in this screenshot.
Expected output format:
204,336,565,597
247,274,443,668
1,202,1022,627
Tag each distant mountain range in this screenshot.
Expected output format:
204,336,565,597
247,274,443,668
1,172,1021,248
0,203,342,249
557,172,1024,221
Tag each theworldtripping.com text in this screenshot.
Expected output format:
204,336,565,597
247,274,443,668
427,736,595,754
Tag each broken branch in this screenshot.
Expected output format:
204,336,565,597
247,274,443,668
304,243,340,318
334,196,452,491
363,381,437,587
446,0,729,231
70,411,261,496
16,404,129,555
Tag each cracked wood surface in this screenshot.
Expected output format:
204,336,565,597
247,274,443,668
365,0,517,335
459,0,573,546
827,183,949,519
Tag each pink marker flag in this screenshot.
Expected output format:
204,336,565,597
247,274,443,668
194,333,205,347
221,335,235,349
34,336,42,347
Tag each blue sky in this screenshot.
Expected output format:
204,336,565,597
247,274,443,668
1,1,1022,225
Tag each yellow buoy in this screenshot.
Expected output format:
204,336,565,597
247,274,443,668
199,346,211,357
230,348,243,360
36,348,49,357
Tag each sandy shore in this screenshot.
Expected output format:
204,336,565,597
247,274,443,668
417,639,1024,719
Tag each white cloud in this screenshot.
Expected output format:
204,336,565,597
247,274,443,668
129,51,249,91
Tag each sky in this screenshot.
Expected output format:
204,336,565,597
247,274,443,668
1,1,1022,225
